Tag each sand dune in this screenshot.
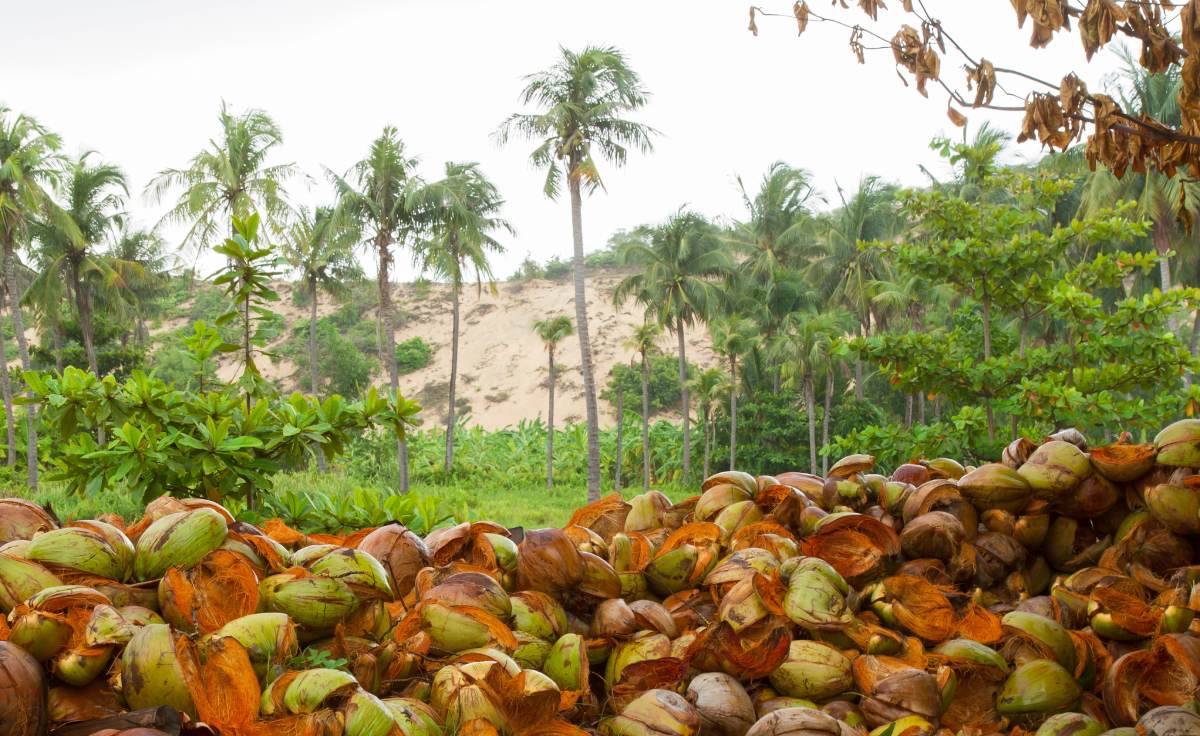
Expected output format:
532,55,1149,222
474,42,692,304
186,275,719,430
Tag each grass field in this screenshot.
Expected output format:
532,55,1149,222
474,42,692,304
6,469,693,532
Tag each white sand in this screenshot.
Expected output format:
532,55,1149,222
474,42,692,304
176,275,719,429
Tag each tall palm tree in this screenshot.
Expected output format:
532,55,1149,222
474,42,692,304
497,46,656,501
614,210,730,482
807,177,903,400
533,315,574,489
281,206,362,400
689,367,727,480
710,315,757,471
624,320,661,489
29,153,130,375
410,162,511,474
148,102,296,284
330,127,420,491
0,106,64,487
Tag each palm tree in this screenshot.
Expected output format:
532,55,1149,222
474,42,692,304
149,103,295,281
330,127,420,491
497,46,656,501
778,309,845,474
29,153,129,375
807,177,903,400
710,315,757,471
109,227,173,347
729,163,822,330
410,162,511,474
614,210,730,482
533,315,574,489
689,367,727,480
624,321,661,489
0,106,65,487
280,206,362,404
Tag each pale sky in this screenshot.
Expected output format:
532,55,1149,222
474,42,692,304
5,1,1125,280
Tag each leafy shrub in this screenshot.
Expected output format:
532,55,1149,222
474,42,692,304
824,406,993,471
543,257,572,280
396,336,433,374
283,319,375,396
347,321,379,356
602,355,694,415
711,388,813,475
511,254,545,281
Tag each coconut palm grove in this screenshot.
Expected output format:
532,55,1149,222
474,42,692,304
4,2,1200,735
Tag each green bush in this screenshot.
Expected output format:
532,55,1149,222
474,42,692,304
347,321,379,356
543,257,572,280
602,355,694,415
396,336,433,374
711,388,813,475
511,255,546,281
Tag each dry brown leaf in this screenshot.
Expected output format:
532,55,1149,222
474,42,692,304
794,1,810,35
859,0,887,21
1080,0,1128,60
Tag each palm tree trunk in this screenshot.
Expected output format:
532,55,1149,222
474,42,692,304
728,355,737,471
702,404,711,479
546,348,555,489
641,353,651,490
981,280,995,441
904,394,914,428
854,322,866,401
76,279,99,375
444,283,460,475
5,241,37,490
821,368,833,476
377,236,408,492
51,327,63,373
806,372,817,475
0,323,14,467
917,392,926,424
676,319,691,480
569,179,601,501
308,278,326,472
614,389,623,491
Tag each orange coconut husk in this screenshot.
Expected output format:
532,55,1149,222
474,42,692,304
802,515,900,585
565,494,630,543
729,521,797,553
608,657,688,712
684,616,792,680
1141,633,1200,706
260,519,307,548
425,522,509,567
955,601,1004,645
1103,648,1156,726
160,549,260,635
882,575,957,643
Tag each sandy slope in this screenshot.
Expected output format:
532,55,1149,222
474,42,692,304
194,275,719,430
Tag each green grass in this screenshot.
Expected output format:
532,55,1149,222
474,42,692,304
7,470,692,531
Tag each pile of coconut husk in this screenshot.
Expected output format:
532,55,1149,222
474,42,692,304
5,420,1200,736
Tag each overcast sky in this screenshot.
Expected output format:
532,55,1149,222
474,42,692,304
5,1,1125,280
